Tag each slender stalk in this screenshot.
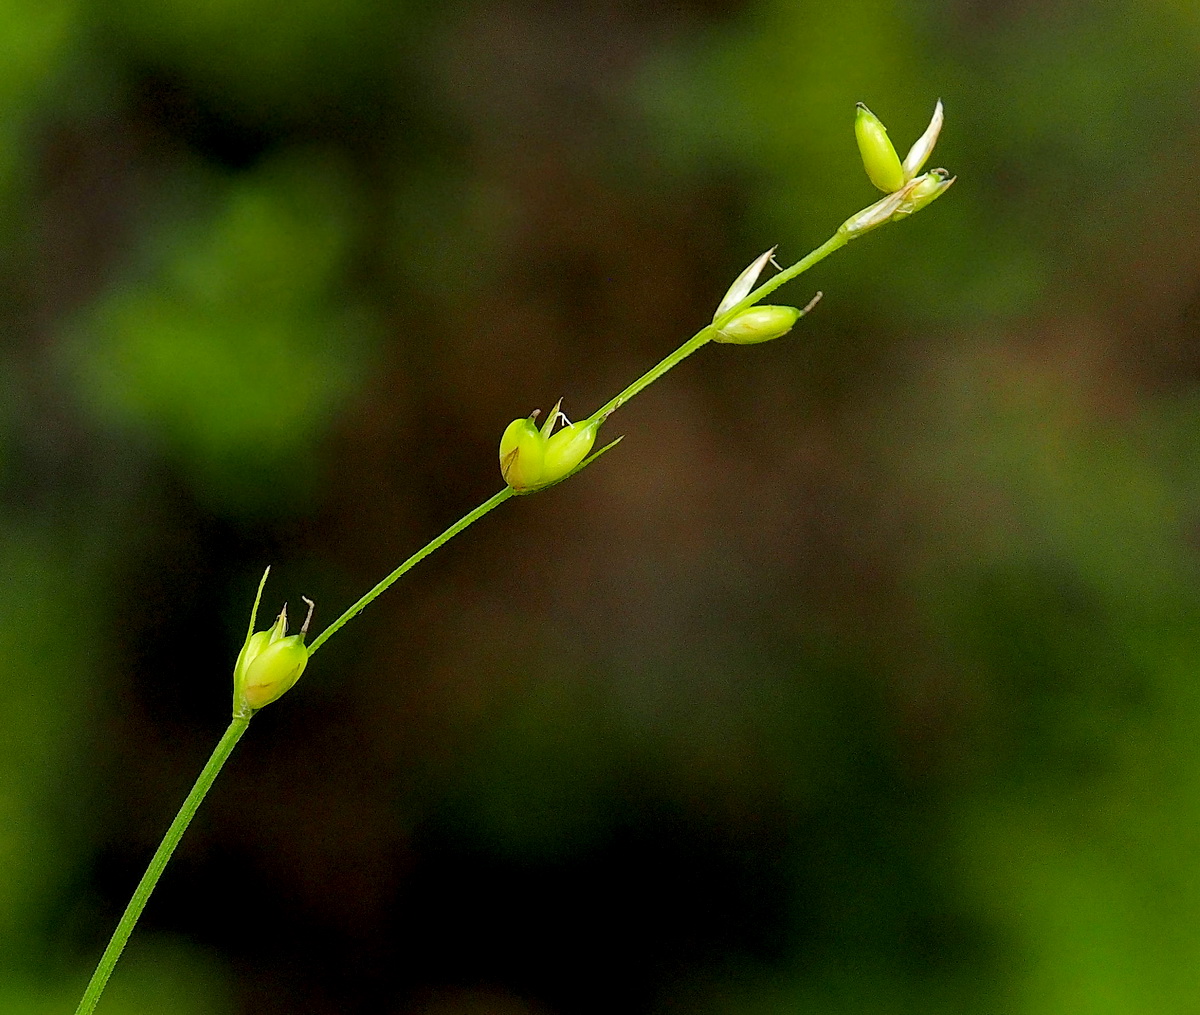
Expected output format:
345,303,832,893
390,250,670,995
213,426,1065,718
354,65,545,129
72,488,514,1013
306,486,515,656
74,718,251,1015
591,327,717,420
73,217,860,1015
316,227,853,652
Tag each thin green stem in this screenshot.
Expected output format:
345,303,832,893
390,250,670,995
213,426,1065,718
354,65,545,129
74,717,251,1015
307,486,515,656
72,203,891,1015
313,227,852,652
591,327,717,420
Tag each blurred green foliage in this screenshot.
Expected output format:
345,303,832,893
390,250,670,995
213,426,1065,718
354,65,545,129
94,0,407,121
0,529,91,950
3,0,1200,1013
0,0,77,211
75,156,367,510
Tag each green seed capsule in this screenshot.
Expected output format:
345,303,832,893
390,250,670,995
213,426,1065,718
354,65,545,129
893,168,955,218
542,418,601,483
855,103,905,193
715,305,802,345
499,417,546,490
239,631,309,710
233,600,311,714
838,168,955,238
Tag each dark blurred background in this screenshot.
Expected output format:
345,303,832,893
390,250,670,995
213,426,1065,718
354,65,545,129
5,0,1200,1012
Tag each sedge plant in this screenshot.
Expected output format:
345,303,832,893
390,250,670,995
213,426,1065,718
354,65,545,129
72,99,953,1015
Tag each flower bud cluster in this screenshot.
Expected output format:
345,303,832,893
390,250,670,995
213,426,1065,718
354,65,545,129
845,100,954,237
233,594,312,716
839,168,955,238
855,100,944,193
499,401,603,492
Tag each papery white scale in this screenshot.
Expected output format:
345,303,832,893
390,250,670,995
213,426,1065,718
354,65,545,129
714,246,777,320
901,99,944,181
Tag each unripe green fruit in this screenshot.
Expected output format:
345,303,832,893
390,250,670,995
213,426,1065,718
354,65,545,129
715,305,801,345
893,168,954,218
542,418,600,481
499,417,546,490
240,634,308,709
855,103,905,193
839,168,955,238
